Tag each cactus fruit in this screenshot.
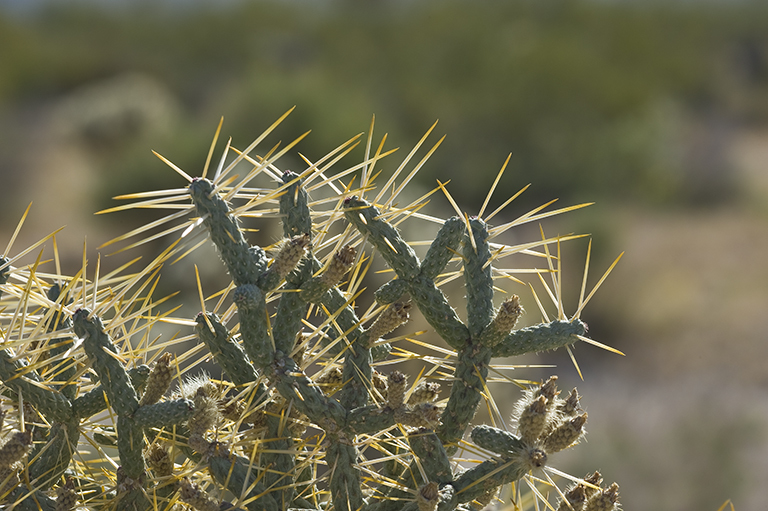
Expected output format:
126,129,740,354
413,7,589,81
0,112,622,510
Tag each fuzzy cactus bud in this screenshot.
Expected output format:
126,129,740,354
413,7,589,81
560,387,582,416
179,477,219,511
408,381,441,405
366,301,411,343
139,352,174,406
536,375,559,401
387,370,407,409
0,429,32,468
55,477,77,511
322,245,356,288
517,394,551,443
543,413,587,454
145,442,173,477
481,295,524,346
271,233,310,279
417,481,439,511
585,482,620,511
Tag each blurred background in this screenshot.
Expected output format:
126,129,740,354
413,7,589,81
1,0,767,509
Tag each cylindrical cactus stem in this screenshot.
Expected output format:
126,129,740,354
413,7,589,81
407,274,469,350
189,177,267,287
451,450,535,504
327,439,364,511
262,415,295,509
27,419,79,490
44,284,77,401
342,196,421,280
408,429,453,485
233,284,272,366
270,352,345,426
470,425,525,455
491,319,587,358
194,312,258,386
133,399,196,429
0,349,72,423
374,279,409,305
208,449,279,511
436,344,492,452
72,365,150,419
345,404,397,435
73,310,144,480
419,216,465,280
463,217,494,337
279,171,312,239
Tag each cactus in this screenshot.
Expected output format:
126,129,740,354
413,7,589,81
0,112,622,510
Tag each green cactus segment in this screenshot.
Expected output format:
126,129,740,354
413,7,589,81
408,429,453,485
374,279,409,305
408,274,468,350
28,419,79,489
189,177,266,287
45,284,77,401
271,353,345,426
272,286,308,355
419,217,465,280
209,451,279,511
437,344,492,451
491,319,587,358
463,218,493,338
7,487,57,511
195,313,258,386
0,349,72,423
452,453,528,503
133,399,195,429
343,197,421,280
346,405,397,435
339,338,372,410
233,284,273,366
327,441,364,511
116,415,145,480
72,365,150,419
263,418,295,509
470,425,525,455
280,171,312,239
73,310,140,417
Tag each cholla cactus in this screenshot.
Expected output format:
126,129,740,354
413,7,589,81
0,112,622,510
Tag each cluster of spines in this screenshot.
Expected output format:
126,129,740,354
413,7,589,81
0,116,623,511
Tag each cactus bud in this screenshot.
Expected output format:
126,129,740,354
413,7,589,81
0,429,32,468
417,481,439,511
585,482,620,511
179,477,219,511
387,370,407,409
543,413,587,454
321,245,356,288
55,477,77,511
271,233,310,279
518,395,550,443
139,352,174,406
366,301,411,342
408,381,441,405
145,442,173,477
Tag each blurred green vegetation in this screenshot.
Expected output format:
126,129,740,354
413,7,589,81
2,0,768,212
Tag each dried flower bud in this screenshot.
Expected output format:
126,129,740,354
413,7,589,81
372,370,389,400
366,302,411,342
140,352,174,406
387,370,407,409
536,375,559,401
397,403,441,429
55,477,77,511
145,442,173,477
560,388,582,416
179,477,219,511
272,233,310,278
518,395,550,443
408,381,441,405
0,429,32,468
321,245,356,287
491,296,524,335
585,483,620,511
417,481,439,511
543,413,587,454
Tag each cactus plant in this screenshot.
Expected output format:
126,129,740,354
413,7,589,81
0,112,622,510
